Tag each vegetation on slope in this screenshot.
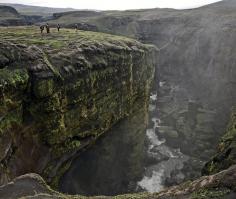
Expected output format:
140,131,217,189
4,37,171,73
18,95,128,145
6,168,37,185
203,108,236,175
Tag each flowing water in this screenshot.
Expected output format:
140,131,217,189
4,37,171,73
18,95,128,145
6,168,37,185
137,93,189,193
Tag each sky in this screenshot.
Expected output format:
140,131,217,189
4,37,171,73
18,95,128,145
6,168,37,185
0,0,222,10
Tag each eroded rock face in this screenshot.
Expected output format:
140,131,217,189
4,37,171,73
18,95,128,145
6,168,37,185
49,0,236,153
47,0,236,185
1,165,236,199
60,105,149,195
0,27,157,187
203,108,236,175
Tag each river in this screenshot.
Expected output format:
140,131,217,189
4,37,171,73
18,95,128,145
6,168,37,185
137,93,189,193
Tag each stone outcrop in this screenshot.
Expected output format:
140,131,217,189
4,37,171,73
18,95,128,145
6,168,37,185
60,105,150,195
1,165,236,199
0,27,157,187
203,108,236,175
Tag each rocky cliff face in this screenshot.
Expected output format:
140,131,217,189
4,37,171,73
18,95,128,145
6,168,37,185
1,110,236,198
60,105,150,195
203,108,236,175
1,165,236,199
47,0,236,184
0,27,157,187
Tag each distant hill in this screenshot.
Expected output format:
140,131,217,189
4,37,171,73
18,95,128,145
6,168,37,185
0,5,19,18
0,3,77,16
0,6,26,26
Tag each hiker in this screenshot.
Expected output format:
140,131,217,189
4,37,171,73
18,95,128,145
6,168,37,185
57,24,61,32
40,25,44,34
46,23,50,34
75,24,79,32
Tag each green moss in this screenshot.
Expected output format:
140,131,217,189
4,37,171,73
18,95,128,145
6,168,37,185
24,39,48,45
49,161,72,190
222,109,236,142
42,52,63,80
52,139,81,158
203,108,236,175
0,68,29,89
191,188,231,199
33,78,54,98
0,106,23,136
207,162,217,174
50,40,66,49
0,69,27,135
41,114,66,145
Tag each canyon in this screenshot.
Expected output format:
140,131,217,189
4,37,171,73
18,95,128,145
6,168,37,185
0,0,236,198
46,0,236,193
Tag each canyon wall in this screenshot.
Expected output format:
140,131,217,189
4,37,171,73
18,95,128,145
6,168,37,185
46,0,236,183
1,165,236,199
0,27,157,187
60,106,149,195
1,108,236,199
203,108,236,175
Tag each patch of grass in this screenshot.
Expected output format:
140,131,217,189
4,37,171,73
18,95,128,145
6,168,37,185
191,188,231,199
50,40,65,49
0,26,152,51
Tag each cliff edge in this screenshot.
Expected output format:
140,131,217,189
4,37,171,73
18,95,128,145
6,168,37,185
0,27,157,187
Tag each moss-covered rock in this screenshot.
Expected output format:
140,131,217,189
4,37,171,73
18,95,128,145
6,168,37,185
202,108,236,175
0,27,157,187
33,78,54,98
0,68,29,137
1,165,236,199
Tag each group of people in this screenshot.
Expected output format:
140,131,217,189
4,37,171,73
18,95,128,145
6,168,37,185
40,23,79,34
40,23,61,34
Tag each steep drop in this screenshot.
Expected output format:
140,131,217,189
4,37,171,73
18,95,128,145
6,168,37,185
0,27,157,187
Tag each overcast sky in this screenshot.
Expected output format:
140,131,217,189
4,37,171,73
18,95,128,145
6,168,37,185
0,0,222,10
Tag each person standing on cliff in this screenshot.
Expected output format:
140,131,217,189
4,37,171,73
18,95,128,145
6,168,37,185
46,23,50,34
57,24,61,32
40,25,44,34
75,24,79,32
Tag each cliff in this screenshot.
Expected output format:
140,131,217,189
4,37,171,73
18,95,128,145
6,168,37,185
203,108,236,175
1,111,236,198
45,0,236,184
0,6,26,26
47,0,236,156
60,109,151,195
0,27,157,187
